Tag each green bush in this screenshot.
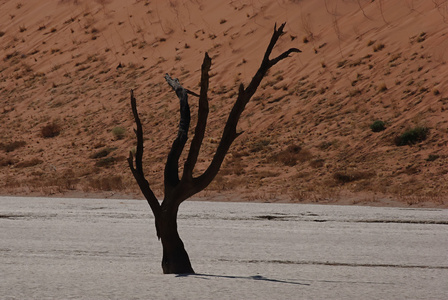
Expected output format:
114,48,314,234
394,126,429,146
112,126,126,140
370,120,386,132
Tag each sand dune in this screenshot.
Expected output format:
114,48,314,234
1,0,447,206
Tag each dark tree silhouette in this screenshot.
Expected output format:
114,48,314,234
128,23,300,274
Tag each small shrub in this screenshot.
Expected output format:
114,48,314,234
270,144,312,167
348,89,362,97
41,122,61,138
337,60,347,68
0,140,26,152
333,170,374,184
309,158,325,168
277,145,301,166
112,126,126,140
394,126,429,146
89,175,124,191
16,158,43,168
249,139,270,153
426,154,439,162
4,51,20,61
95,156,116,167
0,157,17,167
416,32,426,43
378,83,387,92
370,120,386,132
373,43,385,52
90,147,115,159
318,140,334,150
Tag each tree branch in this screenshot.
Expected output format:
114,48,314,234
127,90,161,235
193,22,300,193
182,53,212,181
164,74,191,191
246,23,301,98
268,47,302,68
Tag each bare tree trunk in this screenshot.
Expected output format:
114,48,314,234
127,23,300,274
158,205,194,274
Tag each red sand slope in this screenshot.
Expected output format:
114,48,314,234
1,0,447,206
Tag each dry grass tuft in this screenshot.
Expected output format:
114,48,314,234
249,139,271,153
88,175,125,191
90,147,115,159
111,126,126,140
95,157,116,168
373,43,385,52
333,170,375,184
16,158,43,168
270,144,313,166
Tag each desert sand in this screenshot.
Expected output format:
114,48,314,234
1,0,447,207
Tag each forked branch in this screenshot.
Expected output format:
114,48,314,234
193,22,300,193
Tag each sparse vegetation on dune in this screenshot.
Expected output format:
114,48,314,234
111,126,126,140
0,0,447,206
370,120,386,132
0,141,26,152
41,122,61,138
394,126,430,146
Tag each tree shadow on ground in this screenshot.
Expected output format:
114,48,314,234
176,273,310,286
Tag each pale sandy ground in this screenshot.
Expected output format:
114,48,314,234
1,196,448,299
1,1,448,207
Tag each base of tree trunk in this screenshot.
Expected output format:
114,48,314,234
161,240,194,274
160,218,195,274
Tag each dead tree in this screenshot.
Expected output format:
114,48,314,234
128,23,300,274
